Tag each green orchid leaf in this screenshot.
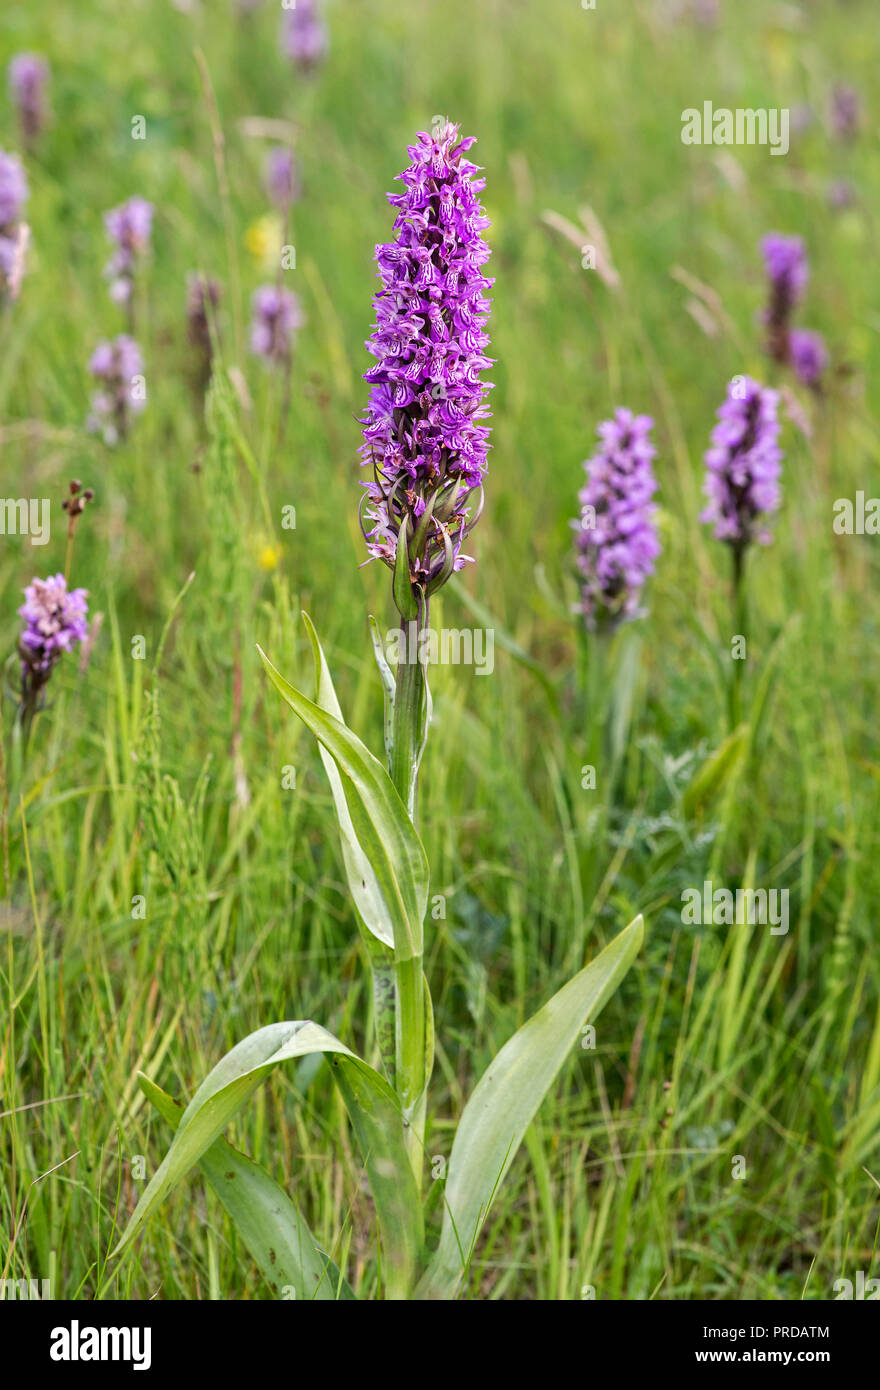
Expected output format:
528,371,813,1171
258,633,428,963
301,612,395,951
368,613,397,766
113,1021,422,1299
416,914,644,1300
138,1073,356,1301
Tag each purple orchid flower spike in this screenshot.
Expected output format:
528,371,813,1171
829,83,860,142
282,0,328,71
701,373,784,726
264,148,300,208
761,233,808,366
701,375,783,556
249,284,303,365
789,329,828,388
8,54,49,145
359,119,493,613
87,335,146,444
17,573,89,746
0,148,29,301
104,196,153,308
573,409,661,633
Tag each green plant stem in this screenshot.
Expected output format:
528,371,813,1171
730,547,746,729
585,627,610,778
388,614,430,1190
389,619,426,822
569,624,613,971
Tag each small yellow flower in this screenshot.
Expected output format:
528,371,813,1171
763,29,793,78
257,542,280,572
244,214,283,270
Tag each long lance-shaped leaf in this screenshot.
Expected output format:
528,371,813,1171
302,612,395,952
301,613,397,1079
138,1074,356,1301
112,1022,423,1298
368,614,397,766
416,915,645,1300
258,638,428,964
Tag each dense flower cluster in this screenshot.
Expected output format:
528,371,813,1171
701,376,783,551
249,284,303,363
104,196,153,305
8,54,49,143
264,147,300,208
18,574,88,698
0,148,29,299
282,0,328,70
87,335,146,443
573,409,660,630
359,120,493,594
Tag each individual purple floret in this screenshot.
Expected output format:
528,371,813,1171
0,148,29,299
104,196,153,305
249,284,303,363
701,376,783,553
87,335,146,444
18,572,88,728
829,83,860,141
8,54,49,144
572,409,660,631
359,120,493,597
282,0,328,70
264,147,300,208
789,329,828,387
761,233,808,364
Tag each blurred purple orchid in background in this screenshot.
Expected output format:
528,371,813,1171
760,234,827,387
573,409,660,631
264,148,300,208
789,329,828,388
829,83,860,141
282,0,328,71
17,574,89,746
8,54,49,145
0,148,29,300
87,335,146,443
701,376,783,554
104,196,153,307
761,232,807,364
249,284,303,364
